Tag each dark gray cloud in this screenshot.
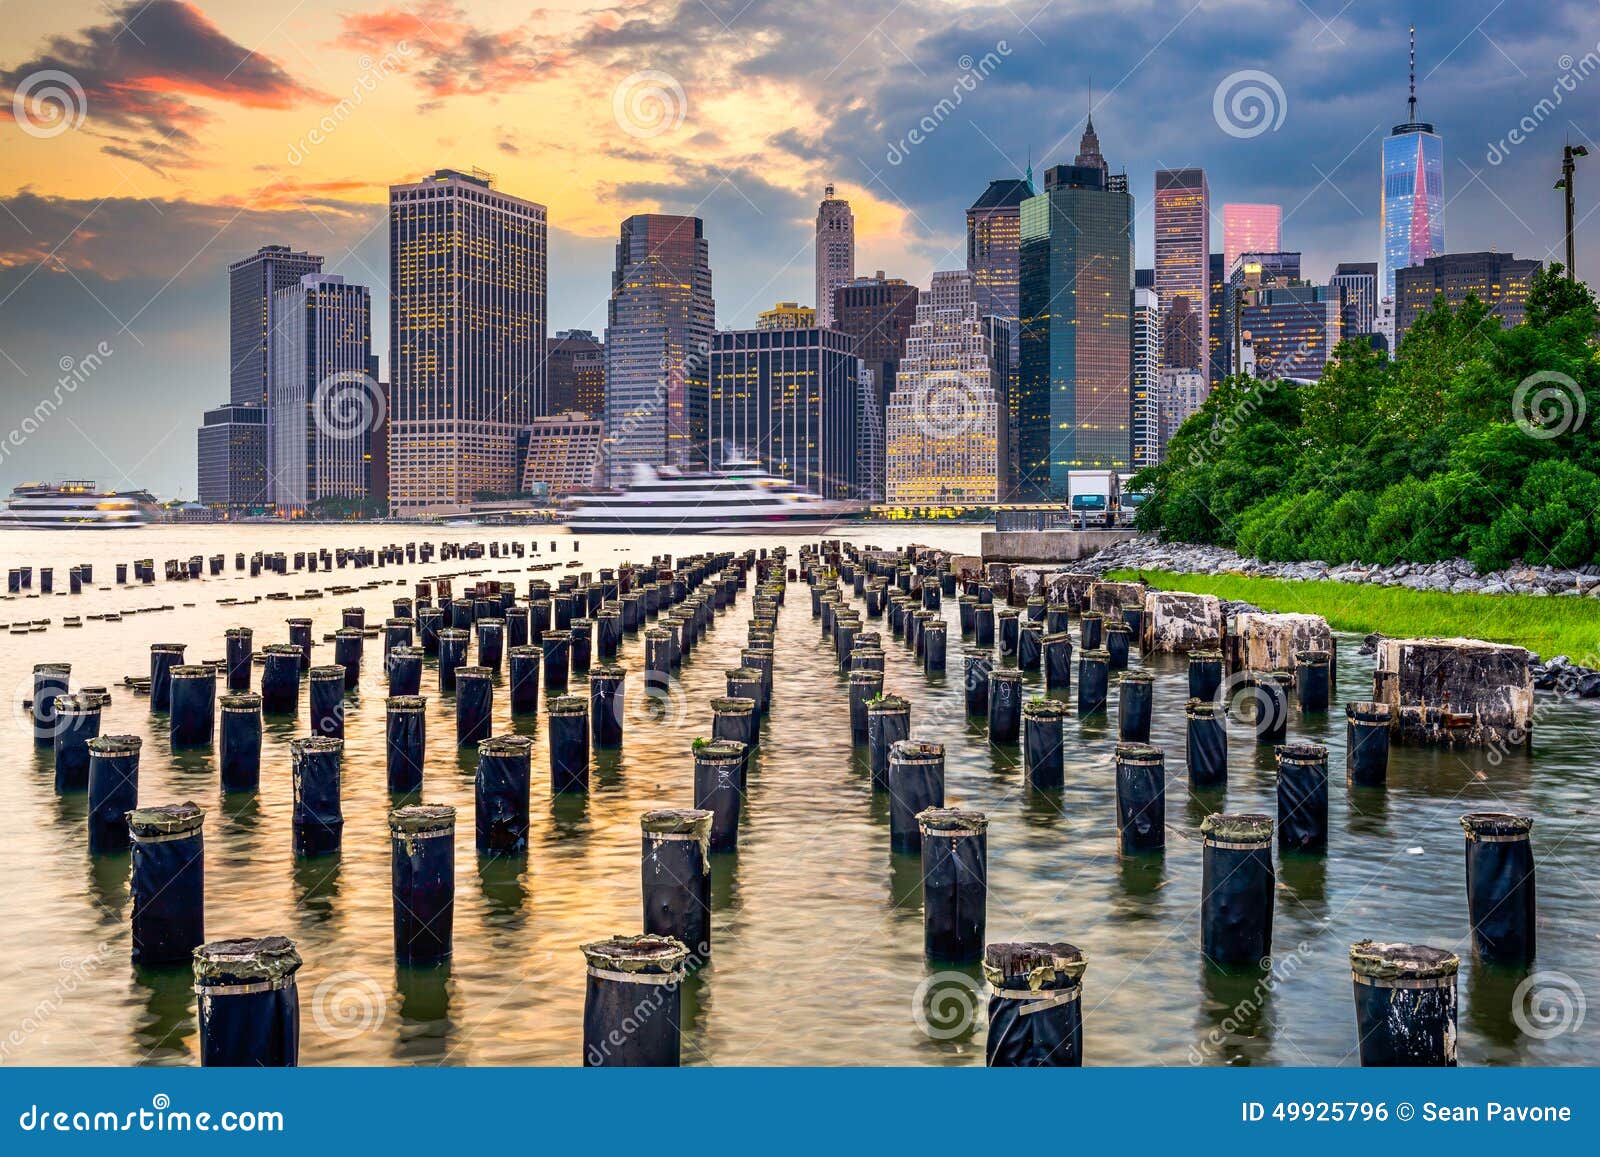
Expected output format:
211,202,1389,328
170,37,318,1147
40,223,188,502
0,0,323,169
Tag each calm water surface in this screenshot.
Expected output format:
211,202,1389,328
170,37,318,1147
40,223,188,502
1,525,1596,1066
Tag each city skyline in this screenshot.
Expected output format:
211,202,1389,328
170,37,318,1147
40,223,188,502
0,1,1593,495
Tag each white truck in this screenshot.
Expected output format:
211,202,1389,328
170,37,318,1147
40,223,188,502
1066,470,1120,528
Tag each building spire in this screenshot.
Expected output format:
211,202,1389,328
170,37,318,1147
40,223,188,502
1408,25,1417,122
1025,145,1034,193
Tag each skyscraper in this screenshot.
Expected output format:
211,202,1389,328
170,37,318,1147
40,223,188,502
707,325,861,499
388,169,546,514
229,244,324,407
756,302,816,330
832,272,919,407
547,330,605,416
604,213,715,483
1154,168,1210,374
1018,116,1135,497
1394,251,1542,340
1208,251,1227,383
268,273,374,515
1329,262,1379,339
197,405,267,515
1380,27,1444,298
1221,204,1282,273
815,185,854,329
884,271,1009,505
967,177,1032,456
1131,287,1162,469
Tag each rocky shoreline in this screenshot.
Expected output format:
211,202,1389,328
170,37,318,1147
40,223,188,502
1076,537,1600,598
1071,536,1600,699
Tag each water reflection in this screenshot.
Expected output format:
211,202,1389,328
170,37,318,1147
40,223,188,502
393,963,454,1063
130,963,194,1063
1194,959,1278,1066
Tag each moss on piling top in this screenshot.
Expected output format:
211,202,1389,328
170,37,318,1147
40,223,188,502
1201,813,1273,844
388,804,456,836
289,736,343,757
916,807,988,834
1274,742,1329,763
547,695,588,716
692,739,745,761
1023,697,1068,719
1185,698,1222,719
262,642,303,656
385,695,427,712
128,802,205,838
710,696,755,714
586,664,627,681
890,738,944,761
309,665,347,680
1460,812,1534,839
1114,742,1164,762
1349,940,1459,981
982,941,1087,991
1189,649,1223,662
867,693,910,712
87,734,142,756
725,667,761,682
1121,670,1154,683
53,693,102,716
193,936,302,986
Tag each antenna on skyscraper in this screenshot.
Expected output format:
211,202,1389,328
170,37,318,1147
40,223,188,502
1408,25,1417,122
1025,145,1034,193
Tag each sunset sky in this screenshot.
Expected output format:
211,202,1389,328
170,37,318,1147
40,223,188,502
1,0,1595,495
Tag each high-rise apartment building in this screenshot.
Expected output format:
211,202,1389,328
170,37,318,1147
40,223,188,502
967,177,1032,453
228,244,324,407
1221,204,1282,274
1131,287,1163,469
814,185,855,329
388,169,546,513
1018,117,1135,497
1159,369,1209,448
267,274,373,515
832,272,919,407
604,213,715,483
707,326,861,500
1329,262,1379,339
1380,28,1445,298
517,412,606,495
884,271,1009,505
197,404,268,514
1154,168,1210,374
1238,284,1342,380
1394,251,1542,340
547,330,605,417
1208,252,1227,383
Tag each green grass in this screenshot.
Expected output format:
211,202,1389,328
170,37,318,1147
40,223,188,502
1106,569,1600,662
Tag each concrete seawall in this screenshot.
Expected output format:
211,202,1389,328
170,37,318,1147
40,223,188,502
981,529,1139,563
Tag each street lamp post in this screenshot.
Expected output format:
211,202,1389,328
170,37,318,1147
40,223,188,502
1556,143,1589,281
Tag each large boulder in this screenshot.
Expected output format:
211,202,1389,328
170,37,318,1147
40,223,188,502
1373,637,1534,749
1087,580,1148,621
1046,572,1098,613
1143,591,1224,653
1230,611,1333,672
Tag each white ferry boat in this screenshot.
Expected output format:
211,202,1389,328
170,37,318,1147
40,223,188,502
1,481,154,529
564,460,864,534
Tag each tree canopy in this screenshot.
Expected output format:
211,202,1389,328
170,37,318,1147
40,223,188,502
1132,266,1600,570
